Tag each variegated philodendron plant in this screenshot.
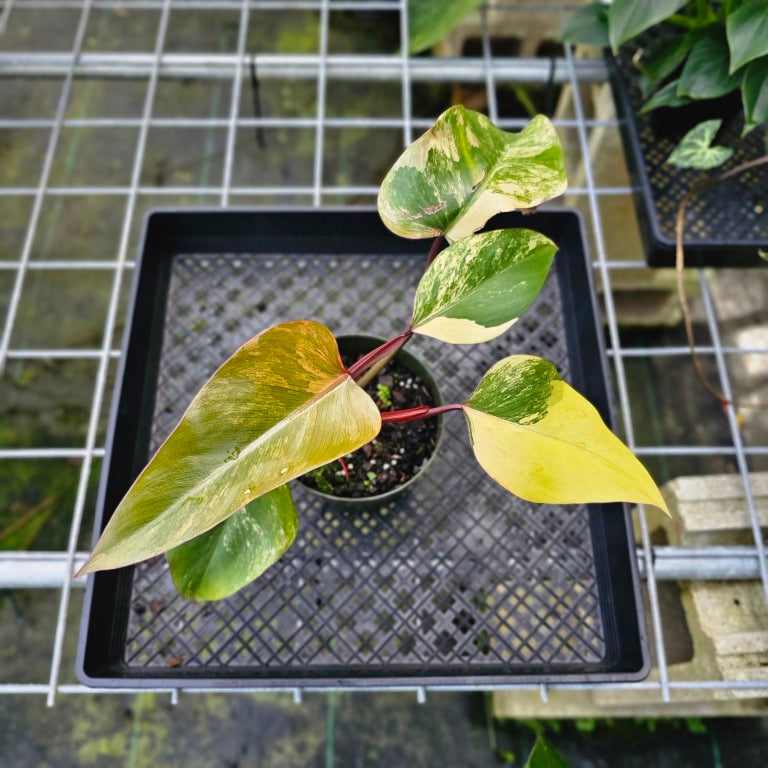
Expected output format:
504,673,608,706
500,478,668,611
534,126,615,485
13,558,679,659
79,106,668,600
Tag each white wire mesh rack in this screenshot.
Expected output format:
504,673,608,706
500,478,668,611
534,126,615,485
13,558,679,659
0,0,766,709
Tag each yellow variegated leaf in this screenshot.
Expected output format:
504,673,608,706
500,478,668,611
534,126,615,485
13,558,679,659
79,320,381,574
411,229,557,344
377,106,567,244
464,355,668,511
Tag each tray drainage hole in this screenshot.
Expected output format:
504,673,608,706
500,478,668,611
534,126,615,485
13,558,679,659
452,610,476,634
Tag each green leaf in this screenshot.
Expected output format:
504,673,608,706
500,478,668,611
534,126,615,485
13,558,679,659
742,56,768,129
560,3,609,47
607,0,688,52
167,485,297,601
0,496,56,550
758,248,768,262
640,79,693,113
79,320,381,574
678,25,741,100
378,106,567,244
667,119,734,169
726,0,768,73
411,228,557,344
525,734,570,768
463,355,668,511
408,0,484,54
639,33,691,92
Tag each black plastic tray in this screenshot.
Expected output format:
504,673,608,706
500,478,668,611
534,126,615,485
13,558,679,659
609,40,768,268
78,209,649,688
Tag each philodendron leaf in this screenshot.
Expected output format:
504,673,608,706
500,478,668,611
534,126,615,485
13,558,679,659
79,320,381,575
411,228,557,344
667,119,733,169
560,2,609,47
678,25,741,100
463,356,668,511
167,485,297,601
607,0,687,53
409,0,484,54
742,56,768,130
726,0,768,73
378,106,566,244
640,79,692,113
639,33,691,93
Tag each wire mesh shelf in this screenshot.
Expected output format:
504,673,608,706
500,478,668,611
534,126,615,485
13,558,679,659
1,0,767,708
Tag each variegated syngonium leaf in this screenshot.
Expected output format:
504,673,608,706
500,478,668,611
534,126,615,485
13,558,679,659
167,485,298,601
78,320,381,575
411,228,558,344
464,355,669,511
377,105,567,243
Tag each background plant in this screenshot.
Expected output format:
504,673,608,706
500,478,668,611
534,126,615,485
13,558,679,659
562,0,768,169
79,106,667,600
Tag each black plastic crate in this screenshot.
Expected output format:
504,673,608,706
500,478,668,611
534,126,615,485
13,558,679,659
77,209,649,688
609,37,768,268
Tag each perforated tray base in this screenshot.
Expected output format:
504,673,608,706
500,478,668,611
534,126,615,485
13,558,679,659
78,210,648,688
610,32,768,267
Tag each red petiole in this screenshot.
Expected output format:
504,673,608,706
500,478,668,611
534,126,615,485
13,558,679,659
380,403,464,424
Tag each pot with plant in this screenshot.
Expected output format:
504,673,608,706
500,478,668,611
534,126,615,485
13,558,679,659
563,0,768,267
78,106,665,687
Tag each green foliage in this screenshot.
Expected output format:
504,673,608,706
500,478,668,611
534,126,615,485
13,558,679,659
678,25,741,100
376,383,393,408
607,0,689,53
525,734,570,768
561,3,609,47
668,119,734,169
83,106,666,600
408,0,484,54
562,0,768,162
726,0,768,73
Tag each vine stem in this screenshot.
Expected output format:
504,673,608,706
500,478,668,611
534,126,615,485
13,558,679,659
675,153,768,411
380,403,464,424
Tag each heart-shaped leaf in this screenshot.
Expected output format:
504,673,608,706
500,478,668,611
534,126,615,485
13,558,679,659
607,0,687,53
411,228,557,344
667,119,733,169
79,320,381,574
678,25,741,100
408,0,484,54
464,356,668,511
378,106,566,244
726,0,768,73
167,485,297,601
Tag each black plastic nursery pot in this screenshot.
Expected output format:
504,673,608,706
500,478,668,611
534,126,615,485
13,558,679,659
297,335,443,510
609,33,768,268
78,208,650,689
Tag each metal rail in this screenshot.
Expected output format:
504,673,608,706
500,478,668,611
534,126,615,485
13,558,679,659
1,0,766,707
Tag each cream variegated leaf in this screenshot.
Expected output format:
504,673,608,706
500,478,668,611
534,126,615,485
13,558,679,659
79,320,381,574
378,106,567,243
411,229,557,344
464,355,668,511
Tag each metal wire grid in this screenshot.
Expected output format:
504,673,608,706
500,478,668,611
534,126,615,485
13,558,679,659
0,0,766,707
